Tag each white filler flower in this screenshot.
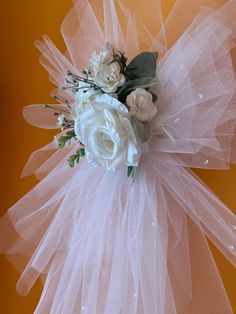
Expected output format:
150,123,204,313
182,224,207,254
71,81,101,119
75,81,101,102
74,94,140,171
56,114,66,129
126,88,157,122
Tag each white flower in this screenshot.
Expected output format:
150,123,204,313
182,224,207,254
126,88,157,122
71,81,101,119
74,94,141,171
56,114,66,129
89,47,125,93
94,62,125,93
89,49,110,74
75,81,101,103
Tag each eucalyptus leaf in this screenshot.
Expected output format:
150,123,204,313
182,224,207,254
131,117,150,143
125,52,158,79
127,166,133,177
127,166,138,182
150,92,158,103
118,77,157,99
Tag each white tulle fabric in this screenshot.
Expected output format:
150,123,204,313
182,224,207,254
1,0,236,313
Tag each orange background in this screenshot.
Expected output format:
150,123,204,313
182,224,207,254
0,1,235,313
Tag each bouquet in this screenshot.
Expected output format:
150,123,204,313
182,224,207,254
48,47,158,178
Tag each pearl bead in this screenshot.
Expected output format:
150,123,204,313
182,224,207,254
197,93,203,100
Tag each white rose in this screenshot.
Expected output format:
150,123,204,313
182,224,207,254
74,94,141,171
94,62,125,93
126,88,157,122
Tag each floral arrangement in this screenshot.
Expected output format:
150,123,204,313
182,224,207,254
46,44,158,179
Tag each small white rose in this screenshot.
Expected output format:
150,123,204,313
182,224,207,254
88,47,125,93
126,88,157,122
94,62,125,93
74,94,140,171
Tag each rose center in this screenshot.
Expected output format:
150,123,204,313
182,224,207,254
94,130,115,157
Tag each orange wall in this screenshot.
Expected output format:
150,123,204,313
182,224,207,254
0,1,235,313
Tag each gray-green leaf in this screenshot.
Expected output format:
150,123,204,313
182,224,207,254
118,77,157,97
131,117,150,143
125,52,158,79
127,166,138,182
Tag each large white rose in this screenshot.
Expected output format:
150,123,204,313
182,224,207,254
126,88,157,122
74,94,141,171
94,62,125,93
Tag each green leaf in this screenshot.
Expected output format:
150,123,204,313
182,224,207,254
57,130,76,149
125,52,158,79
127,166,134,177
67,147,86,168
57,136,68,148
68,155,77,167
58,136,68,142
130,118,150,143
58,143,65,149
79,148,85,157
66,130,76,138
150,92,158,103
127,166,138,182
118,77,157,100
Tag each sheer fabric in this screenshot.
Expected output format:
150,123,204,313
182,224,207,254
0,0,236,313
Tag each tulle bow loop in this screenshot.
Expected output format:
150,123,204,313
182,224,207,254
23,104,70,129
158,165,236,266
35,35,79,99
21,132,80,179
